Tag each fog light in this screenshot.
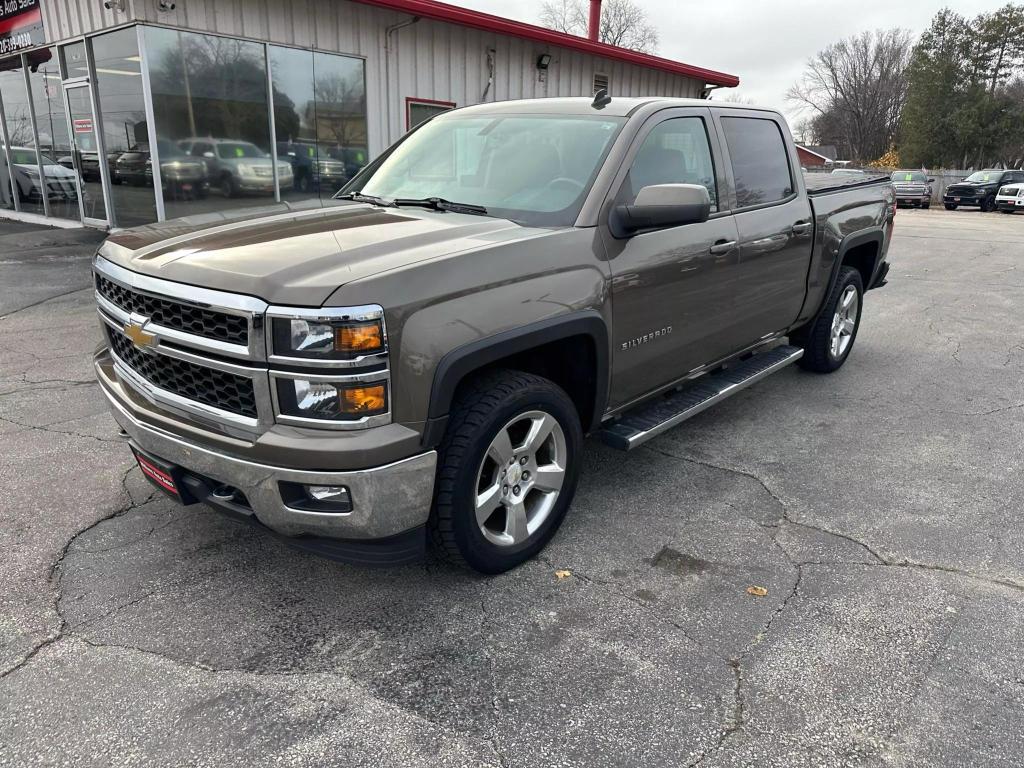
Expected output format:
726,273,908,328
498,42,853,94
279,481,352,513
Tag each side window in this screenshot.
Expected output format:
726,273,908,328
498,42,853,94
721,117,794,208
624,117,718,212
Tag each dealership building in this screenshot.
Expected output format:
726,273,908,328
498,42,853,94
0,0,739,229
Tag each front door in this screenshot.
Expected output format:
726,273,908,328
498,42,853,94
62,83,108,226
602,109,740,410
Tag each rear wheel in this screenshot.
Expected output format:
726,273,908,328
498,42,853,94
792,266,864,373
430,370,582,574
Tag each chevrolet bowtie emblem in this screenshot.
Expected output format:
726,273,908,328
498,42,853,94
125,320,158,349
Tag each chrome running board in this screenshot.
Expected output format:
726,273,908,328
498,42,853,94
599,345,804,451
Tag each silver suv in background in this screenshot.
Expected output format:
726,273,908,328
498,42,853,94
178,138,294,198
891,170,933,209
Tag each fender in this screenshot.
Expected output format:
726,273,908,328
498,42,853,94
421,310,610,447
812,227,885,320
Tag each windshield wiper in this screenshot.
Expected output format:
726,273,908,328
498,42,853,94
336,191,396,207
392,197,489,216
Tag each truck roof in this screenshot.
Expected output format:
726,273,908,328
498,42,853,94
451,97,780,119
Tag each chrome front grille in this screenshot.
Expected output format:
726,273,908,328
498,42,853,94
95,273,249,346
106,325,258,419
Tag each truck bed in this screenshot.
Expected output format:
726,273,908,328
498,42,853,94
803,173,891,196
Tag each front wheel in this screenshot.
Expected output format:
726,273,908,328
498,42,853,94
792,266,864,373
945,203,958,210
982,195,996,212
430,370,582,574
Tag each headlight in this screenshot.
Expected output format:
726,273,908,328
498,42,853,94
269,306,386,361
236,163,254,176
273,375,388,423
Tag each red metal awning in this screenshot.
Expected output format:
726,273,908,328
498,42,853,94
350,0,740,88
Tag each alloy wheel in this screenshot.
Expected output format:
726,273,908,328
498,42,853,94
474,410,567,547
830,285,859,359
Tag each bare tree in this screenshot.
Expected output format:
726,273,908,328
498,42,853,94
539,0,658,54
787,29,913,162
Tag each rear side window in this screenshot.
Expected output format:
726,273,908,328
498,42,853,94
721,117,794,208
624,117,718,211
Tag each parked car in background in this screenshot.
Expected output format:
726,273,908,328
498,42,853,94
115,140,210,199
891,170,933,209
277,141,349,195
996,181,1024,213
832,168,866,177
2,146,79,202
57,151,103,182
178,138,293,198
944,169,1024,211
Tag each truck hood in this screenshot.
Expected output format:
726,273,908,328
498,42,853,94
98,203,544,306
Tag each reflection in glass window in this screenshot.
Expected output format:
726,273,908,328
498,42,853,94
93,28,156,227
28,49,79,220
313,51,368,199
625,117,717,211
0,57,45,215
144,27,288,220
408,99,454,130
270,46,318,204
271,46,369,206
721,117,793,208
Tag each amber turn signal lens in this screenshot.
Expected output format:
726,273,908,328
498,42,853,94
335,321,383,354
339,384,387,415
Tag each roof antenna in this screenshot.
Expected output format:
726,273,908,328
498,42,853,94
591,88,612,110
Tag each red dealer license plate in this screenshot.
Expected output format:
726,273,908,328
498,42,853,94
131,447,183,500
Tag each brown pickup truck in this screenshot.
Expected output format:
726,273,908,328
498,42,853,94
93,96,895,573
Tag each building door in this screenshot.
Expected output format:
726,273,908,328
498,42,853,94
62,82,107,226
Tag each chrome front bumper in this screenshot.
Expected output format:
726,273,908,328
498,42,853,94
100,380,437,541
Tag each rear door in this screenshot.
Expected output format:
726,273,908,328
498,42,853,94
601,107,741,409
713,110,814,349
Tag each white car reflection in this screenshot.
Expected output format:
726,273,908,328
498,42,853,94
0,146,80,204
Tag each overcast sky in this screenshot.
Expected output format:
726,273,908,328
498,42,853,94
457,0,1012,123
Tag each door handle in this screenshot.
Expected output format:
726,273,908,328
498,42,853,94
709,240,737,255
791,221,813,236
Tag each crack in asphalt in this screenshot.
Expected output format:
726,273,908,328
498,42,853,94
0,285,91,321
0,414,119,445
0,465,139,681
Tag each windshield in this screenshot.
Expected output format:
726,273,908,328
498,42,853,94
964,171,1000,183
892,171,927,183
217,142,266,159
350,113,626,227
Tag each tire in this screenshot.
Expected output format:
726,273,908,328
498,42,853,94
1000,208,1014,214
945,203,958,210
982,195,996,212
921,202,930,210
430,369,583,574
220,175,237,198
792,265,864,374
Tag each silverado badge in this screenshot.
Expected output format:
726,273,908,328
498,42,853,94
125,319,158,350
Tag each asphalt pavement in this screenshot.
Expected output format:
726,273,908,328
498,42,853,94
0,209,1022,767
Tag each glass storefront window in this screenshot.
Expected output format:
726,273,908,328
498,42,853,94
312,51,368,200
29,48,79,221
270,46,317,204
271,46,369,206
60,42,88,79
144,27,281,220
92,28,156,227
0,56,44,215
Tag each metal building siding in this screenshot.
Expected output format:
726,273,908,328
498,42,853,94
40,0,702,153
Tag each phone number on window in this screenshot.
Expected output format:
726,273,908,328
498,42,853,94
0,32,33,54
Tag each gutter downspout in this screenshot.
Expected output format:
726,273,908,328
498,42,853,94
588,0,601,42
384,15,420,145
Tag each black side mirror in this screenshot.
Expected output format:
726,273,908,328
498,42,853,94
612,183,711,237
928,177,935,183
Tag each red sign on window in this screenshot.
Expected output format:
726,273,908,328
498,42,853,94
73,118,93,134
